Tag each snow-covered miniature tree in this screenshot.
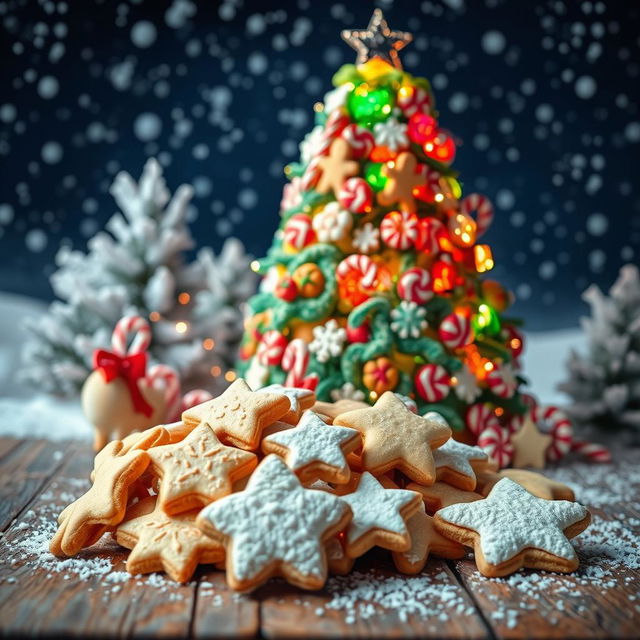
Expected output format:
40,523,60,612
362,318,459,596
558,264,640,438
20,158,257,395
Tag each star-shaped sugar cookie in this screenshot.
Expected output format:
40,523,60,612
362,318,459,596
258,383,316,425
196,455,352,592
312,399,369,423
434,478,591,577
50,441,150,557
116,497,225,583
498,469,575,502
334,391,451,485
316,138,360,196
433,438,488,491
407,481,483,515
377,152,423,213
148,423,258,515
262,410,361,484
511,416,553,469
182,378,290,450
340,471,422,558
392,504,465,574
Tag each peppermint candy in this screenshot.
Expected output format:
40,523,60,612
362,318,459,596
570,439,612,463
341,124,375,159
531,405,573,462
438,312,473,349
283,213,315,250
486,364,518,399
380,210,419,250
478,424,513,469
397,267,433,304
460,193,494,238
281,338,311,388
338,177,373,214
373,118,409,152
180,389,214,415
312,202,352,242
397,86,432,118
415,217,444,255
352,222,380,253
256,330,288,366
146,364,181,421
414,364,450,402
465,403,500,438
337,254,379,290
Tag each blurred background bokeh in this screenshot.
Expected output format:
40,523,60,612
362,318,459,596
1,0,638,329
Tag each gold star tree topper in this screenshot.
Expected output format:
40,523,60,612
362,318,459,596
341,9,413,70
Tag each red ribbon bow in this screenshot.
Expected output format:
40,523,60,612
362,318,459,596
92,349,153,417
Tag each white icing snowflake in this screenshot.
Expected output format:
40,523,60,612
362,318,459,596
280,176,304,212
309,319,347,363
244,356,269,390
312,202,352,242
390,301,428,339
373,118,409,151
323,84,351,114
299,125,325,166
330,382,365,402
452,364,482,404
352,222,380,253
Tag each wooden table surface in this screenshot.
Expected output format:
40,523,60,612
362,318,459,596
0,436,638,639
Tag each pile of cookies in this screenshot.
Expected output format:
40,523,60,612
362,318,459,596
50,379,591,591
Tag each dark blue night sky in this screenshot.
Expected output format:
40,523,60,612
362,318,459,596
1,0,639,329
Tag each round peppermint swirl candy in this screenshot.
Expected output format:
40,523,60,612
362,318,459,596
414,364,450,403
380,210,419,250
478,424,513,469
397,267,433,304
438,312,473,350
257,330,288,366
283,214,315,250
338,177,373,214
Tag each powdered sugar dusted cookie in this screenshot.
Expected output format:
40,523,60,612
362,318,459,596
116,497,225,583
340,471,422,558
334,392,451,485
196,455,352,592
434,478,591,577
392,504,465,574
495,468,575,501
50,441,150,557
433,438,488,491
326,535,355,575
262,410,361,484
257,384,316,424
147,423,258,515
407,481,483,514
182,378,290,450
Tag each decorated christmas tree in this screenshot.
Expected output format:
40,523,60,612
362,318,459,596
21,158,256,396
237,10,529,436
559,264,640,439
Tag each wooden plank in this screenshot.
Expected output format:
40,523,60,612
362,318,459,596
450,462,640,639
191,571,260,639
0,444,199,638
0,436,23,462
259,550,490,638
0,438,73,531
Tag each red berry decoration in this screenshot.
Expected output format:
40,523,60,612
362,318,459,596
346,323,370,343
407,113,437,144
438,312,474,349
275,275,298,302
414,364,450,402
423,129,456,165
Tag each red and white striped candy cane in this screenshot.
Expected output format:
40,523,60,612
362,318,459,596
531,404,573,462
336,254,379,289
570,439,612,463
301,112,349,190
281,338,310,388
460,193,494,238
111,315,152,356
146,364,181,422
181,389,213,414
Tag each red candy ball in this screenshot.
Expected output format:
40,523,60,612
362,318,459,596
408,113,437,145
346,323,370,343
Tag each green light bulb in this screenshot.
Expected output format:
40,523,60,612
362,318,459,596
347,83,394,128
364,163,387,192
472,303,501,336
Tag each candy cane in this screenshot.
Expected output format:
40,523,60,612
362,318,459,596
111,315,152,356
181,389,213,414
147,364,181,422
531,404,573,462
570,439,612,463
281,338,310,388
461,193,494,238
